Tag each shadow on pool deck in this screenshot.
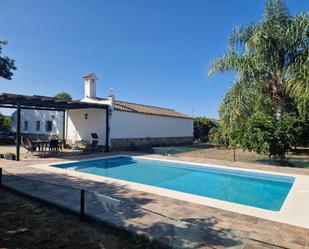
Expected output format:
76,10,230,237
2,153,309,248
1,168,247,248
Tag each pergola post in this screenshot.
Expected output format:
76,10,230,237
0,93,111,158
105,107,109,152
62,110,66,146
16,100,21,161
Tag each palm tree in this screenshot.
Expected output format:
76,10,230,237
209,0,309,123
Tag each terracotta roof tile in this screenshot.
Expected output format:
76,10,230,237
114,100,193,119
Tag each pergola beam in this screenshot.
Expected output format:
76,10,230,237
0,104,65,112
0,93,109,110
0,92,110,160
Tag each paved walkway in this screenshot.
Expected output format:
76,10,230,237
1,153,309,248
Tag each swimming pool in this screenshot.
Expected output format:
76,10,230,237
53,156,294,211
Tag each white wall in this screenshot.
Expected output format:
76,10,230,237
11,109,63,136
110,111,193,139
66,108,106,145
9,103,193,147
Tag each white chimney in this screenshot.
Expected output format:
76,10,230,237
108,88,115,110
84,73,97,99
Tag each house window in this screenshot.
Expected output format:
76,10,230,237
36,121,40,131
23,121,28,131
46,121,52,132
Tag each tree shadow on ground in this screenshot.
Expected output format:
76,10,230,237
2,167,245,248
140,217,244,248
136,144,217,156
256,157,309,168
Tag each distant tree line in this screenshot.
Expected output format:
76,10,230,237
54,92,72,101
0,114,11,131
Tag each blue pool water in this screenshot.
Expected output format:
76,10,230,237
54,157,294,211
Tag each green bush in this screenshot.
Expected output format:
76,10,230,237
237,113,306,158
194,117,219,142
0,114,11,131
208,126,229,146
4,152,15,157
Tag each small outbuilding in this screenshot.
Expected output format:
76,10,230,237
8,73,194,152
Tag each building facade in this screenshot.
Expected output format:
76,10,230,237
12,73,194,149
11,109,64,139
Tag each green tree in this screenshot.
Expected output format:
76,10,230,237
54,92,72,101
0,114,11,131
209,0,309,123
0,41,16,79
208,125,230,147
194,117,218,142
233,112,307,158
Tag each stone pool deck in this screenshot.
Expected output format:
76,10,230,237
1,153,309,248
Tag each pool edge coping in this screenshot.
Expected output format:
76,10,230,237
29,154,309,229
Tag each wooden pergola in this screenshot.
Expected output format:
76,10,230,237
0,92,110,160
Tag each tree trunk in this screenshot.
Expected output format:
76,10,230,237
276,98,285,120
270,72,285,120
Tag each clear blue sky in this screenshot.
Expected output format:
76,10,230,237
0,0,308,117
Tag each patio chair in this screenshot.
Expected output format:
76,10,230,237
90,133,99,152
22,137,37,158
90,140,99,151
58,140,64,151
48,139,59,153
91,133,99,140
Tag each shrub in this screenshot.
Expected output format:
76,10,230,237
4,152,15,156
208,126,229,147
237,112,305,158
194,117,219,142
0,114,11,131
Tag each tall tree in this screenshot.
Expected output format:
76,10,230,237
54,92,72,101
0,41,16,80
0,114,11,131
209,0,309,123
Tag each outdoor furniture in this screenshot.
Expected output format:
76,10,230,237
90,140,99,151
22,137,37,158
90,133,99,151
91,133,99,140
0,93,110,161
58,140,64,151
75,140,91,153
48,139,60,153
32,139,49,156
75,133,99,153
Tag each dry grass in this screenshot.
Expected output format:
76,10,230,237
150,144,309,168
0,187,159,249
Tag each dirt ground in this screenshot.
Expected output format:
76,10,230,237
0,187,159,249
150,144,309,168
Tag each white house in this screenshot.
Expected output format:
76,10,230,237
12,73,194,149
11,109,64,139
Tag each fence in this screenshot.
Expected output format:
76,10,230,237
0,168,281,249
140,145,295,166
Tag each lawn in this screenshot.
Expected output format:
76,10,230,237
0,188,160,249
